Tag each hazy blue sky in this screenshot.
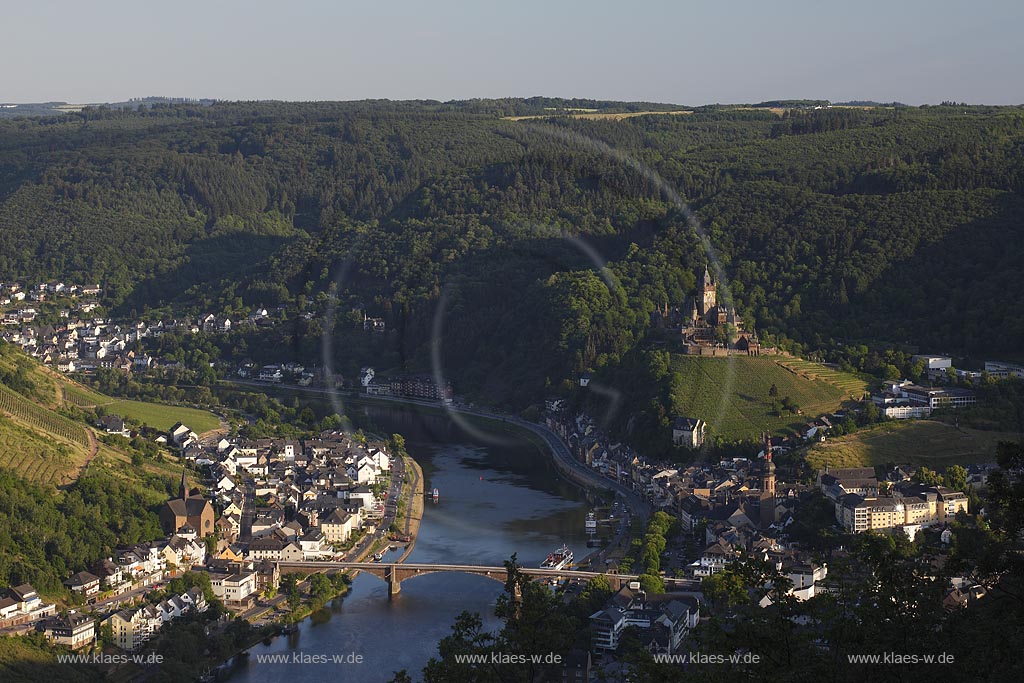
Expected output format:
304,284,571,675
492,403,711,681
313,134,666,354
2,0,1020,104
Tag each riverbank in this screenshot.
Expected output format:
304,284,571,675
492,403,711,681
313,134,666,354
397,452,424,562
220,380,651,527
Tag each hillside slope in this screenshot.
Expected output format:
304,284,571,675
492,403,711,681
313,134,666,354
669,355,861,440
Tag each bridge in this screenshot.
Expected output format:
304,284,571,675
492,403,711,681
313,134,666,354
279,561,700,596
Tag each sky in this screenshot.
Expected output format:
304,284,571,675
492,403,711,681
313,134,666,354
1,0,1021,105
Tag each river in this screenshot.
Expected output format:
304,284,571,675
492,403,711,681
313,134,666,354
229,405,593,683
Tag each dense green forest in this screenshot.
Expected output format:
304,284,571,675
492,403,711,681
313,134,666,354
0,466,172,595
1,100,1022,411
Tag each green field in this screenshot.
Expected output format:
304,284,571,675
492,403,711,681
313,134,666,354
60,379,220,433
670,354,855,440
103,398,220,433
807,420,1013,470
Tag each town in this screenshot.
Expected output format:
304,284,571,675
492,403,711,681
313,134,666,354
0,270,1015,679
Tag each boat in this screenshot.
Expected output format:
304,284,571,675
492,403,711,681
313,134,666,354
373,551,385,562
389,544,397,551
585,511,597,534
280,623,299,635
432,487,439,501
540,543,573,570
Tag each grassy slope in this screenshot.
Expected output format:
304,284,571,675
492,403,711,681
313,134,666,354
0,636,102,683
60,377,221,433
0,344,217,485
669,354,860,440
806,419,1014,469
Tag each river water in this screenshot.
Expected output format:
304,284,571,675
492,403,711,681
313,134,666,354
230,406,592,683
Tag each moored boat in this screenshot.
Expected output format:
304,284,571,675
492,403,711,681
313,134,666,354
540,543,573,570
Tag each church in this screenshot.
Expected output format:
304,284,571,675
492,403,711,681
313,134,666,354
160,469,215,536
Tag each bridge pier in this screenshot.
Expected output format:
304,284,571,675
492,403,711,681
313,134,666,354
385,565,401,596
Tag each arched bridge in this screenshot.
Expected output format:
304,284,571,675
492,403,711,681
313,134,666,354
278,561,699,596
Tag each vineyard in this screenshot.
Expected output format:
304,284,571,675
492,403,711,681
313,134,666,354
61,383,109,408
0,384,90,449
669,354,852,440
773,357,870,398
0,416,83,486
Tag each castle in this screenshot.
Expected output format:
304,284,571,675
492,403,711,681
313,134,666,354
677,266,759,355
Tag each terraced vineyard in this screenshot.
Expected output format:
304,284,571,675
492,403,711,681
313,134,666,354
0,413,85,486
0,384,90,448
669,354,852,440
773,357,870,398
62,383,110,408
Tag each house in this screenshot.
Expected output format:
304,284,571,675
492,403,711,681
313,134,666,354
64,571,101,596
589,585,699,654
298,529,330,560
169,422,197,447
355,459,377,485
90,558,128,590
691,540,737,578
255,560,281,594
248,535,288,561
672,417,707,449
7,584,41,613
320,508,356,544
107,605,163,651
819,467,879,501
0,597,19,620
39,611,95,650
209,572,258,605
99,414,130,437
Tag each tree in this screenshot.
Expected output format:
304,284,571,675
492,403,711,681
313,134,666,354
915,466,944,486
944,465,968,492
309,572,334,605
701,568,747,608
281,574,301,610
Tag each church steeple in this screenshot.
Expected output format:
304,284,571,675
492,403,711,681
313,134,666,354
179,467,189,500
703,264,713,288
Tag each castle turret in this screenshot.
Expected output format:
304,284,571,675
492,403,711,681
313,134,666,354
700,265,716,316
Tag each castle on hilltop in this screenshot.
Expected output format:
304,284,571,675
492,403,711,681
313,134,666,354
657,265,760,356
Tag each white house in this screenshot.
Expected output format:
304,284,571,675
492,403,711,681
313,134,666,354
672,417,707,449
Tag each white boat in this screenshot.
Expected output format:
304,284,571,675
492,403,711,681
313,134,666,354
540,544,573,570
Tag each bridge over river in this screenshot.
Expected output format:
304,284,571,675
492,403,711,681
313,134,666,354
279,561,700,596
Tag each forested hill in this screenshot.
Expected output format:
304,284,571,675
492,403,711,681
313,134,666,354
1,100,1022,405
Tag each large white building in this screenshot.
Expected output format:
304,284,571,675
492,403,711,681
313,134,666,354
672,417,707,449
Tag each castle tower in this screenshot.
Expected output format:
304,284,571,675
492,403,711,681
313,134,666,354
700,265,716,316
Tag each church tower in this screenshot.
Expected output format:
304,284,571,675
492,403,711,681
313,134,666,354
179,467,189,499
759,432,776,529
761,432,776,497
700,265,717,316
